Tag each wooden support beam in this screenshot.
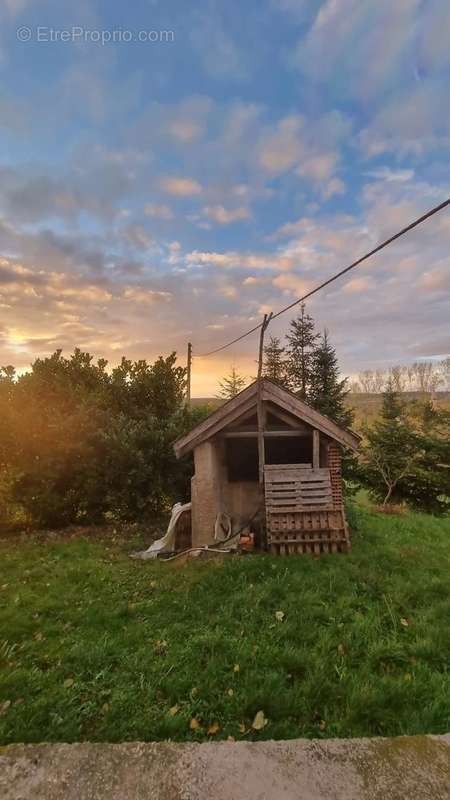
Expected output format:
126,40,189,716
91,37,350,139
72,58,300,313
257,312,273,484
313,429,320,469
224,430,306,439
265,402,304,430
186,342,192,409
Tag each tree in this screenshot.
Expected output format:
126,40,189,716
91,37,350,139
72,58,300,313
411,361,439,394
358,369,386,393
0,348,194,527
263,336,289,387
309,329,353,428
218,366,247,399
361,383,421,507
395,400,450,513
388,365,407,393
441,356,450,389
286,303,319,399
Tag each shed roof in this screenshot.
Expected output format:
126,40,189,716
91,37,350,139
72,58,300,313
174,378,361,458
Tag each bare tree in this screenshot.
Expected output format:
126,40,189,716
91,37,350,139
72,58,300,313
349,380,362,394
388,365,407,393
358,370,375,393
411,361,441,394
406,366,415,391
440,357,450,390
373,369,386,393
366,448,422,506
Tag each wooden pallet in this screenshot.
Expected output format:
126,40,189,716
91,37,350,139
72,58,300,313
264,464,349,555
265,464,333,512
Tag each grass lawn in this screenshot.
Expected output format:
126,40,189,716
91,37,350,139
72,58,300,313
1,501,450,744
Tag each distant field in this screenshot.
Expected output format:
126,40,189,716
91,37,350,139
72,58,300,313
192,392,450,431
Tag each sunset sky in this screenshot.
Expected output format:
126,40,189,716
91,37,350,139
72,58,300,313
0,0,449,395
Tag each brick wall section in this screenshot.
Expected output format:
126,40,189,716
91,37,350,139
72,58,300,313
328,442,343,509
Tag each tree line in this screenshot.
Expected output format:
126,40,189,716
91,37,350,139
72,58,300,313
0,350,204,528
218,305,450,514
1,314,448,528
353,359,450,395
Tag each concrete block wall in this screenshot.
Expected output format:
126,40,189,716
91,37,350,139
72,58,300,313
191,441,223,547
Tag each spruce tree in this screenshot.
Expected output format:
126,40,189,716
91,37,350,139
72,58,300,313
309,329,353,427
286,303,320,399
362,382,420,506
263,336,289,387
218,366,247,399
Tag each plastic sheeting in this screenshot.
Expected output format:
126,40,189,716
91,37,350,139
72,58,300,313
130,502,191,560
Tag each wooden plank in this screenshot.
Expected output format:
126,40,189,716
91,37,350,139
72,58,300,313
265,402,305,430
224,430,307,438
175,394,257,457
265,463,312,471
313,429,320,469
262,381,360,451
257,314,272,485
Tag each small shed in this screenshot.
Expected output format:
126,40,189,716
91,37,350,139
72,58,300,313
174,379,360,555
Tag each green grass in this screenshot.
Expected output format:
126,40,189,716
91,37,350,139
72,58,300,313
1,503,450,744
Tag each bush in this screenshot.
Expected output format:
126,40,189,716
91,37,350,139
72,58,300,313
0,350,208,528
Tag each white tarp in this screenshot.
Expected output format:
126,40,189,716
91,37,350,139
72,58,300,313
130,501,191,560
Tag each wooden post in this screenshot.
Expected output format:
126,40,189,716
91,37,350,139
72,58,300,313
257,313,273,484
186,342,192,408
313,429,320,469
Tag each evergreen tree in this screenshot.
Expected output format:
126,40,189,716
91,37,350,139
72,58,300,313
309,329,353,428
396,401,450,513
361,382,420,506
286,304,319,399
263,336,289,387
218,366,247,399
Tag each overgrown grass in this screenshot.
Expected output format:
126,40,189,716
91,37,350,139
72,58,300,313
1,502,450,744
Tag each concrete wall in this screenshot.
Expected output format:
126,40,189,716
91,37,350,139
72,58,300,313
191,437,263,547
191,440,223,547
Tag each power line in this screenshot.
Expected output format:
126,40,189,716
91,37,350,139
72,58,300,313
195,196,450,358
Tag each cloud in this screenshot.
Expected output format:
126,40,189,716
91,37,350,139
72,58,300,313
185,250,295,271
160,177,202,196
322,177,346,199
290,0,421,102
189,9,247,80
359,82,450,158
257,112,346,194
144,203,174,221
419,0,450,72
120,224,154,250
297,152,337,182
202,205,251,224
122,287,172,304
3,0,33,16
272,273,312,296
259,115,305,174
417,269,450,293
242,276,270,286
365,167,415,183
343,277,375,293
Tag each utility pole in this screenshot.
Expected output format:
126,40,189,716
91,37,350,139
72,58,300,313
186,342,192,409
257,312,273,484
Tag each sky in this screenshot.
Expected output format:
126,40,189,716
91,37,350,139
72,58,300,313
0,0,449,395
